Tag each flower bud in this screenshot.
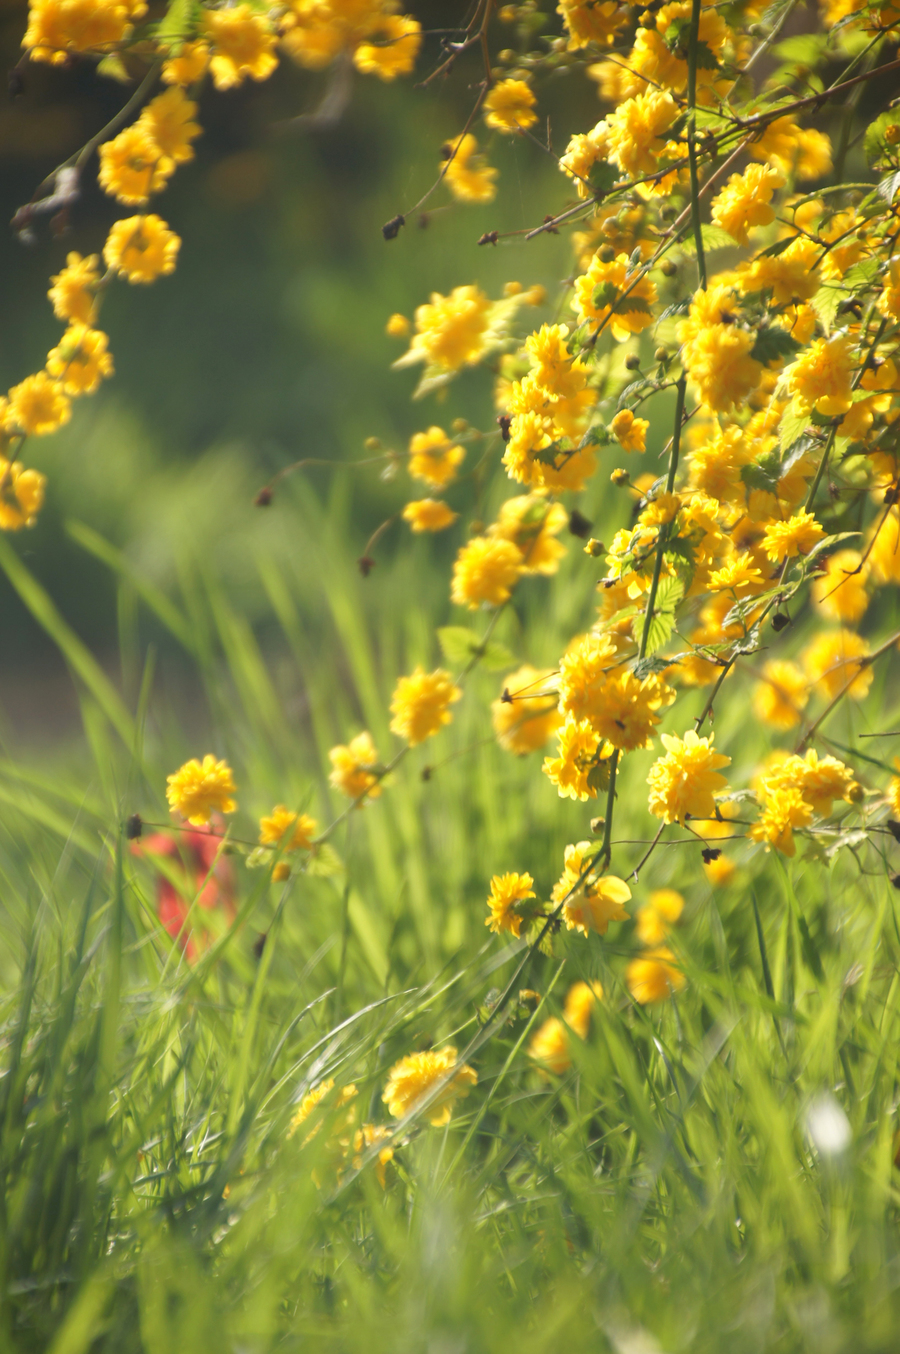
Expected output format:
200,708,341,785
846,781,864,804
584,538,606,557
624,353,641,371
610,468,630,487
660,259,677,277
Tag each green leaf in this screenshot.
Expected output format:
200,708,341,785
810,283,844,333
778,404,809,451
643,608,676,657
773,33,828,64
654,574,684,612
751,327,803,365
592,280,620,309
587,160,619,196
96,55,132,82
156,0,195,42
437,626,482,666
480,640,517,672
864,109,900,168
657,297,692,321
613,295,654,319
307,843,345,879
741,452,782,495
681,224,738,256
631,654,679,680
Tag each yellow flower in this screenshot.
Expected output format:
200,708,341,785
258,806,318,850
382,1046,477,1127
0,458,47,531
161,39,210,86
635,888,684,946
485,871,536,937
542,714,606,800
402,286,491,372
590,669,670,752
708,551,765,597
647,730,731,826
139,87,201,165
98,126,174,205
811,549,869,624
451,536,522,608
47,252,100,324
202,4,278,89
761,510,824,563
103,215,180,284
390,667,461,745
785,335,854,418
488,495,568,575
682,324,762,413
626,948,686,1003
408,427,465,486
559,127,608,198
45,323,114,396
610,408,648,452
385,312,410,337
351,1124,395,1188
749,785,812,856
605,88,678,178
353,13,421,80
328,730,382,801
524,324,593,401
166,755,237,826
572,251,657,340
557,630,619,724
738,236,820,306
868,507,900,584
5,372,70,436
752,660,809,731
402,498,458,532
711,164,785,246
551,841,631,936
23,0,145,65
443,133,498,204
492,664,561,755
877,256,900,322
558,0,627,48
484,77,538,132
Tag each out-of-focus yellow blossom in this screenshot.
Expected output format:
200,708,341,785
560,124,610,198
259,807,318,850
563,980,603,1038
48,252,100,324
402,498,458,532
443,133,498,204
802,629,873,700
752,660,809,731
401,286,491,372
139,87,201,165
166,755,237,826
98,126,174,205
878,257,900,321
0,459,47,531
755,748,855,819
104,215,181,283
647,730,731,825
382,1046,476,1127
353,13,421,79
485,871,536,937
812,549,869,623
484,78,538,131
886,759,900,818
739,236,820,306
385,312,410,337
749,115,832,181
610,408,648,452
451,535,523,608
488,495,568,574
45,324,113,396
711,164,785,245
551,841,631,936
351,1124,394,1188
5,372,71,436
697,803,739,886
328,731,382,801
162,39,210,86
202,4,278,89
868,507,900,584
761,510,825,563
23,0,146,65
635,888,684,946
408,426,465,487
626,948,686,1003
390,667,461,745
528,1016,571,1074
678,285,762,412
492,665,561,755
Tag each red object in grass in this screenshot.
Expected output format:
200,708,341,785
132,818,236,959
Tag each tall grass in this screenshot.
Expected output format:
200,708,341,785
1,472,900,1352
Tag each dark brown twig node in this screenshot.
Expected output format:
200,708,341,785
382,214,405,240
